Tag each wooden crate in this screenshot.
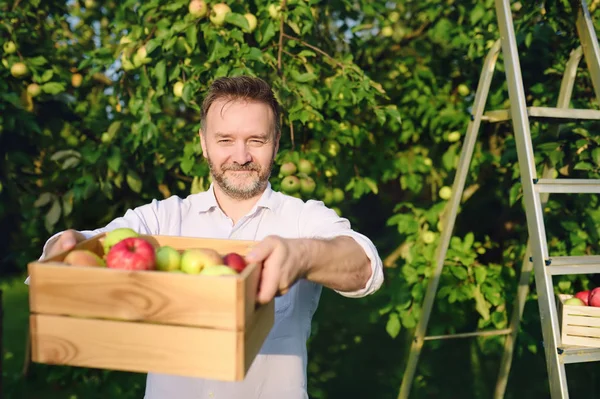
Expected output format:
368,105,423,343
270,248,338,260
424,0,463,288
27,233,274,381
557,294,600,348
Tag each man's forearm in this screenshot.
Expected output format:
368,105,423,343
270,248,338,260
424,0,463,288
298,236,372,292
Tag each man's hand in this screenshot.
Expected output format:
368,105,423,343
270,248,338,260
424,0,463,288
45,229,87,259
245,235,308,305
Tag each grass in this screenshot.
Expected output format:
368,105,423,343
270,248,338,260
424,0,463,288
1,274,145,399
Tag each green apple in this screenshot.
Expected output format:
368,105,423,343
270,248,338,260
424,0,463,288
173,81,185,97
280,162,297,177
180,248,223,274
64,249,106,267
439,186,452,200
3,41,16,54
300,177,316,195
210,3,231,26
268,3,281,19
188,0,207,18
381,26,393,37
155,245,181,271
27,83,41,98
422,231,435,244
10,62,28,78
199,264,238,276
103,227,140,255
297,159,313,174
281,175,301,194
564,297,585,306
447,131,461,142
324,140,340,157
457,84,470,96
133,46,152,66
244,13,258,32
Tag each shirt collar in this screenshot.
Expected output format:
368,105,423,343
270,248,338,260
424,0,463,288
193,182,279,214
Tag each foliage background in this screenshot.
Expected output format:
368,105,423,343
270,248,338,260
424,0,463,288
2,0,600,398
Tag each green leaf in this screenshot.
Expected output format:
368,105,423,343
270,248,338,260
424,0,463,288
290,69,317,83
474,267,487,285
154,60,167,89
474,285,490,321
386,312,401,339
451,265,468,280
39,69,54,83
34,193,53,208
45,199,61,232
225,12,250,31
41,82,66,95
258,20,277,46
185,24,198,50
126,170,143,193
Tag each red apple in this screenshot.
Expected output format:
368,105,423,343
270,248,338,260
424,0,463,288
575,290,591,306
106,237,156,271
589,287,600,307
223,252,247,273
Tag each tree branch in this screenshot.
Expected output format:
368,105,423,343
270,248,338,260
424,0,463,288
282,33,344,70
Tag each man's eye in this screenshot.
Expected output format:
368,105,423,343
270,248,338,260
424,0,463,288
218,139,232,143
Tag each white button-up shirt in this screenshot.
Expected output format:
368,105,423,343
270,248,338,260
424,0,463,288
30,183,384,399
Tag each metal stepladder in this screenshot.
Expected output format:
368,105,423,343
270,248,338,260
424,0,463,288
397,1,600,398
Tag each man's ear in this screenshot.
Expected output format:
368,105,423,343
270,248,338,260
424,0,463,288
199,129,208,159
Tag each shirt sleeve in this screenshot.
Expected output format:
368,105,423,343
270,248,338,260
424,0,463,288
297,199,384,298
24,199,164,285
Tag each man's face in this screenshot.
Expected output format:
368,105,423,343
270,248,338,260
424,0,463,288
200,98,279,200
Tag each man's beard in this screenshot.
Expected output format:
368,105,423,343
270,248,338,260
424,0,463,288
207,156,273,200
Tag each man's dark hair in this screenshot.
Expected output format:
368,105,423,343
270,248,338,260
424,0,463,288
200,76,281,136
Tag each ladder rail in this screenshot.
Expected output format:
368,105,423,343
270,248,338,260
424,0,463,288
576,0,600,103
495,0,568,397
396,39,503,399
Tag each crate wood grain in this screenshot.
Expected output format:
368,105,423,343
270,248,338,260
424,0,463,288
27,233,274,380
558,294,600,348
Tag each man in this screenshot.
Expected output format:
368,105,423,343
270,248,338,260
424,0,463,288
34,76,384,398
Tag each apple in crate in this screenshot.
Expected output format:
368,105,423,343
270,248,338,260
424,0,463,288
199,265,238,276
64,249,106,267
574,290,591,306
106,237,156,271
564,297,586,306
103,227,139,254
223,252,248,273
180,248,223,274
155,245,181,271
589,287,600,307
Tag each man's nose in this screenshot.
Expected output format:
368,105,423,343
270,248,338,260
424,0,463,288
231,142,252,164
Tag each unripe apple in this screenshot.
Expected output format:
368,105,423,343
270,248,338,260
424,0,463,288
280,162,297,177
281,175,301,194
268,3,282,19
324,140,340,157
447,131,461,142
210,3,231,26
457,84,470,96
200,264,238,276
27,83,41,98
439,186,452,200
10,62,28,78
332,188,344,203
422,231,435,244
173,81,185,97
244,13,258,33
297,159,313,174
71,73,83,87
3,40,16,54
188,0,208,18
300,177,316,195
381,26,393,37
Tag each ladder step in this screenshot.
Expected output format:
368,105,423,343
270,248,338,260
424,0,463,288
482,106,600,123
559,345,600,364
546,256,600,275
533,178,600,193
423,328,512,341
